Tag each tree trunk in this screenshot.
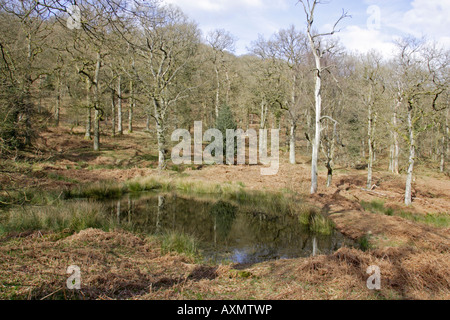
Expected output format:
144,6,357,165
117,75,123,135
55,74,61,127
154,98,167,170
146,110,151,132
225,68,231,106
441,136,446,172
214,63,220,118
93,109,100,151
311,60,322,194
441,109,449,173
85,78,92,140
367,99,376,189
93,52,101,151
405,102,415,206
289,121,296,165
85,108,92,140
260,99,267,129
389,145,394,172
326,124,336,188
392,95,401,174
111,91,116,137
128,80,134,133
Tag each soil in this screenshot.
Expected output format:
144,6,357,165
0,125,449,300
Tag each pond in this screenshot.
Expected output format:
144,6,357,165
107,193,355,265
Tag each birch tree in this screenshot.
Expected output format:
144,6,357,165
299,0,349,194
395,37,448,205
206,29,236,119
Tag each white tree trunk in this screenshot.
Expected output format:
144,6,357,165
154,98,167,170
405,104,415,206
311,63,322,194
93,108,100,151
289,122,296,165
215,64,220,118
392,96,401,174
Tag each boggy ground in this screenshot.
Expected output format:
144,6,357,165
0,125,449,300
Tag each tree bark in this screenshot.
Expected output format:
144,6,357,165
128,80,134,133
154,98,167,170
392,94,401,174
405,102,415,206
367,96,376,189
214,61,220,118
326,124,337,188
93,52,101,152
117,75,123,135
85,78,92,140
311,56,322,194
260,99,267,130
93,108,100,151
85,108,92,140
55,73,61,127
111,90,116,137
289,121,296,165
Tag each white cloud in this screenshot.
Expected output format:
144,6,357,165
338,25,398,58
382,0,450,48
160,0,450,57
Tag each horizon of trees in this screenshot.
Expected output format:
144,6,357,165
0,0,448,205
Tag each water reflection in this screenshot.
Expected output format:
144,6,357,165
111,193,354,265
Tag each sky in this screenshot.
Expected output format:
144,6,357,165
161,0,450,58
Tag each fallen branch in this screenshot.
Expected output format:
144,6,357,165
360,188,392,198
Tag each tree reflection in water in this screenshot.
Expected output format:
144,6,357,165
110,193,355,264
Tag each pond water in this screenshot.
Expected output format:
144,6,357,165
107,193,354,265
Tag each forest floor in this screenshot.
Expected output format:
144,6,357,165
0,125,449,300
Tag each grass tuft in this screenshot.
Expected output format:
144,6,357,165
160,231,200,260
298,210,335,236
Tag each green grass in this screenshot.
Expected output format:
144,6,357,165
361,200,394,216
0,189,63,208
298,210,335,236
361,200,449,228
397,211,450,228
358,234,372,252
63,182,126,200
159,231,200,260
0,202,120,236
47,172,79,184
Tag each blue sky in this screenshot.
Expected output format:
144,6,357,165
162,0,450,58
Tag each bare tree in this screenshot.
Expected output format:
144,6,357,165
299,0,349,194
206,29,236,118
395,37,448,205
133,5,200,170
